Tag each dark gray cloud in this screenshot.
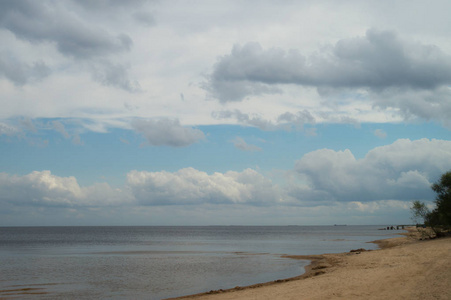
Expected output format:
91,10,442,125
206,29,451,101
91,61,141,92
0,120,51,146
51,121,70,139
374,129,387,139
49,120,83,145
212,109,316,131
131,118,205,147
0,122,18,136
0,56,50,86
0,0,143,91
203,77,282,103
0,1,132,59
205,29,451,126
133,11,156,27
212,110,275,130
373,86,451,128
316,113,361,128
74,0,148,11
19,118,37,133
73,0,156,27
277,110,316,130
232,137,262,152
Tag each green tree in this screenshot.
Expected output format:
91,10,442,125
411,170,451,237
410,200,429,225
431,171,451,229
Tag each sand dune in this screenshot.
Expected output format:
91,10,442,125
171,229,450,300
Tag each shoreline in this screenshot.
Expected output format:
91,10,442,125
168,227,451,300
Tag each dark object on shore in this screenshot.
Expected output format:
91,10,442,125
350,248,368,254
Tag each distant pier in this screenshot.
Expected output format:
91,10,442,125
379,225,410,230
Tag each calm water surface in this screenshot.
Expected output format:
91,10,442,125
0,226,401,299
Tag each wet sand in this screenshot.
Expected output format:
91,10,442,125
170,228,451,300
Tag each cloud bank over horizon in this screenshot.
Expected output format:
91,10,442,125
1,138,449,225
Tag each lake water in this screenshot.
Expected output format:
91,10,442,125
0,226,401,299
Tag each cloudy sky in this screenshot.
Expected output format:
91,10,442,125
1,0,451,226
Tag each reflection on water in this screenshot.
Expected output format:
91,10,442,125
0,226,400,299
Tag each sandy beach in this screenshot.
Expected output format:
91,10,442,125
171,228,450,300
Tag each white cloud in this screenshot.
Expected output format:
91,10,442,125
1,137,449,225
127,168,280,206
293,138,451,203
0,170,131,207
346,200,411,215
0,168,280,209
387,170,431,189
1,139,449,210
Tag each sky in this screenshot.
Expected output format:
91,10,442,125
1,0,451,226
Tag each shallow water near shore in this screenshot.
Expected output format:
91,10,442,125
0,226,401,299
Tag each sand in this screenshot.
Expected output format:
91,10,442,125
170,228,451,300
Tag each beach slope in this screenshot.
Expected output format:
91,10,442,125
172,233,450,300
